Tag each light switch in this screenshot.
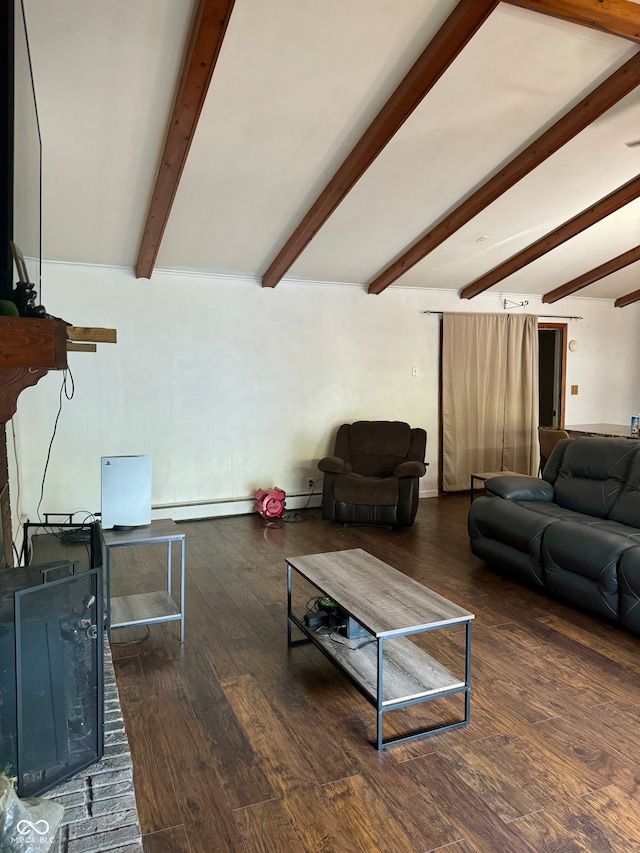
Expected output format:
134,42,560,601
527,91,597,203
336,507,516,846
571,384,579,395
412,364,419,377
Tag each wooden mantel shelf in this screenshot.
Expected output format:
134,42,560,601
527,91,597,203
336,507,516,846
0,315,69,369
0,316,69,424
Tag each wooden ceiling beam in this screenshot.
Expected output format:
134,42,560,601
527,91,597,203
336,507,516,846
260,0,500,289
460,174,640,298
368,51,640,295
135,0,236,279
504,0,640,44
543,244,640,302
615,285,640,306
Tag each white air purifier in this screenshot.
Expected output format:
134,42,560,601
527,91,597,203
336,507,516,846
101,455,152,530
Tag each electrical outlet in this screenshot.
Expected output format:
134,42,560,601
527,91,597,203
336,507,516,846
307,478,315,489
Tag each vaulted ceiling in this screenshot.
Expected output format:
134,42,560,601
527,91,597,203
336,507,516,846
24,0,640,304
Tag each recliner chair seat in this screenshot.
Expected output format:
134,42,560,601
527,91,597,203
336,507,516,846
334,473,398,506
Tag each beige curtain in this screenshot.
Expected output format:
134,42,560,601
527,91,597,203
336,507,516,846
442,313,539,491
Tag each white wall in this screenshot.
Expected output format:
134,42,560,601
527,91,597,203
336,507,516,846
9,261,640,528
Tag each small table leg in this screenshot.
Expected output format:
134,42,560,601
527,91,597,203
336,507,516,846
464,620,472,724
106,547,112,641
167,541,172,598
179,538,185,644
286,563,312,647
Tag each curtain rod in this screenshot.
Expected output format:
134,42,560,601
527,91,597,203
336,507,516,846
421,311,583,321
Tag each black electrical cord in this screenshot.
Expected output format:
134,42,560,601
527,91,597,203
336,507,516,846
36,367,74,526
110,625,150,645
24,510,99,569
57,512,100,565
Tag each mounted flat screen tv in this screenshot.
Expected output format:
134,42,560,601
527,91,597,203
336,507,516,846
2,0,42,303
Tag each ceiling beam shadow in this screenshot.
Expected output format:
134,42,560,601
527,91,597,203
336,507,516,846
135,0,236,280
367,50,640,295
260,0,500,289
460,174,640,298
504,0,640,44
543,244,640,302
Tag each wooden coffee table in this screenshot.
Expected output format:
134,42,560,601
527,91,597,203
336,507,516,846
286,548,474,749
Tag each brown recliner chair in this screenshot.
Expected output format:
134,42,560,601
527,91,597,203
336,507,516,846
318,421,427,527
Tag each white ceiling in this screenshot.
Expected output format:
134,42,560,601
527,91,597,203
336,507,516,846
23,0,640,301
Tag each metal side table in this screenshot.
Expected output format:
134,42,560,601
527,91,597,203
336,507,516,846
103,518,185,643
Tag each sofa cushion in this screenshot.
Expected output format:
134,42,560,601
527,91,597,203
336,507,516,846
468,496,557,585
618,546,640,632
469,535,541,587
608,447,640,528
513,501,597,522
542,521,633,620
513,505,640,534
578,518,640,542
542,438,573,483
553,438,637,518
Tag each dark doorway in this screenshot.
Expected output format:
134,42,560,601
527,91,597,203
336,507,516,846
538,324,567,427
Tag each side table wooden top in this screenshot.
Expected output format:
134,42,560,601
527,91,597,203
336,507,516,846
471,470,522,481
102,518,184,547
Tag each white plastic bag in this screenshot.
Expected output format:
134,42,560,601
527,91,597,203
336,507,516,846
0,775,64,852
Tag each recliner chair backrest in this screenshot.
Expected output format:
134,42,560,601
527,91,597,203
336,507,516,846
334,421,424,477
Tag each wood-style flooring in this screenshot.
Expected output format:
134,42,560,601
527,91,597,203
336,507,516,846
103,496,640,851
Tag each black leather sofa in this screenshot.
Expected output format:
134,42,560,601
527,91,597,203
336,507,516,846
468,437,640,633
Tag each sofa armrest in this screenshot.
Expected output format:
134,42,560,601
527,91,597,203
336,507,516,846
485,475,554,501
393,460,427,478
318,456,352,474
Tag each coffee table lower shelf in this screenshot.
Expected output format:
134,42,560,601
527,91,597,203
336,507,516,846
288,611,471,749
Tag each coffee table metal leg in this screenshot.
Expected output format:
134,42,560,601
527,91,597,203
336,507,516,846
376,638,384,750
287,563,293,646
464,621,472,724
376,625,473,749
287,562,310,647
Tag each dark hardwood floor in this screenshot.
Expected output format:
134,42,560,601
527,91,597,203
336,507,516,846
75,496,640,850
